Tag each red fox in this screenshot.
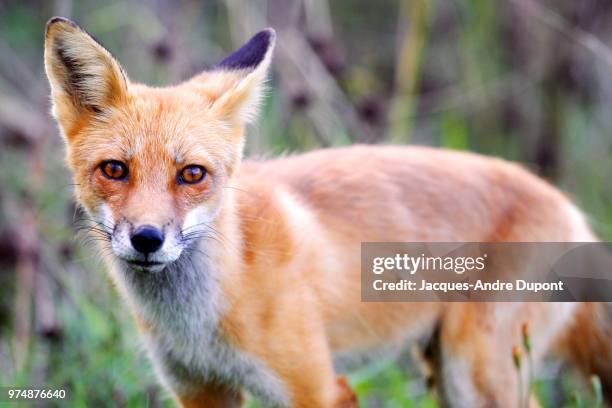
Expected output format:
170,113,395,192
44,17,611,408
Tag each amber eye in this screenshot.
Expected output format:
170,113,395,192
100,160,128,180
178,165,206,184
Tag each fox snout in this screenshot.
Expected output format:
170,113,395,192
130,225,164,254
107,215,185,272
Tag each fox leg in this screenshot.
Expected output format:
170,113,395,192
269,346,358,407
436,303,525,408
177,383,242,408
172,364,353,408
264,333,358,407
240,301,358,407
335,376,359,407
556,302,612,406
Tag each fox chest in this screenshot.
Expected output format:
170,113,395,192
145,315,289,407
116,260,289,406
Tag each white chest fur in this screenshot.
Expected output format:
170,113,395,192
111,252,289,406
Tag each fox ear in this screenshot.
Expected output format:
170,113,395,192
44,17,128,135
191,28,276,124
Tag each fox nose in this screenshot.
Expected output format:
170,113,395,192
130,225,164,254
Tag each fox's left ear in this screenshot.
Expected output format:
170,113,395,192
190,28,276,123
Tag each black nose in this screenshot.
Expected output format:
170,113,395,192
130,225,164,254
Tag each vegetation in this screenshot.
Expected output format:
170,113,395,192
0,0,610,406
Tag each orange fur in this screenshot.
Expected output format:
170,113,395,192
178,383,242,408
44,17,610,408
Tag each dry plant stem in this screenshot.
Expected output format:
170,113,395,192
35,262,57,337
12,204,37,370
591,375,603,408
0,22,52,370
277,29,369,143
303,0,334,39
54,0,73,19
388,0,429,142
225,0,268,45
2,85,52,372
517,368,524,408
526,351,533,408
267,0,371,143
513,0,612,68
513,345,524,408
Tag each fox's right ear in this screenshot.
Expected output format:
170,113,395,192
44,17,128,137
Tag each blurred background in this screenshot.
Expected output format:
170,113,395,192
0,0,611,406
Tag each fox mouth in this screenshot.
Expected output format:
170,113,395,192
124,259,166,271
127,260,164,267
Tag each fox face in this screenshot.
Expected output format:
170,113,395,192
44,18,275,271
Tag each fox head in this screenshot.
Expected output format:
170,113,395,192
44,17,275,272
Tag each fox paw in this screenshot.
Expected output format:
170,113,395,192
335,376,358,408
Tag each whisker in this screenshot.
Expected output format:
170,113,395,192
223,185,254,196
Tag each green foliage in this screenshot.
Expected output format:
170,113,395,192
350,361,434,407
440,113,469,150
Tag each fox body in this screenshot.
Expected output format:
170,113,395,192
44,18,611,408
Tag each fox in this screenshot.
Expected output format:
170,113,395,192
43,17,611,408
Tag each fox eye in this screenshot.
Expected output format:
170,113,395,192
100,160,128,180
178,165,206,184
